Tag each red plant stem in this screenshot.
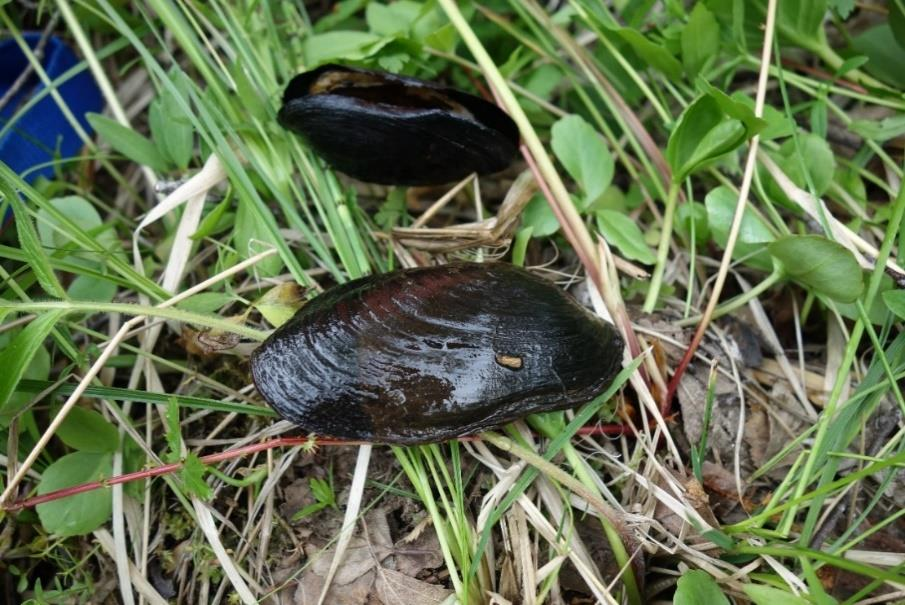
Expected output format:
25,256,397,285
6,425,628,511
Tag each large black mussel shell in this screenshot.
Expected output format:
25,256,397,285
277,64,519,186
251,262,623,444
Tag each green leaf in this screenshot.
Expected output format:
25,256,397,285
374,188,407,229
181,453,212,500
7,194,67,299
596,210,656,264
254,283,304,328
674,570,730,605
521,194,560,237
36,196,123,267
512,227,533,267
730,93,794,140
743,584,810,605
87,113,169,172
700,81,767,136
765,134,836,203
889,0,905,50
68,275,118,303
829,0,856,19
176,292,233,314
776,0,827,47
851,24,905,88
675,201,710,246
850,114,905,142
551,115,614,208
882,289,905,320
667,94,752,182
0,311,65,425
614,27,683,81
682,3,719,78
704,186,774,270
302,31,385,66
366,0,421,35
768,235,864,303
36,452,113,537
149,72,194,171
57,407,119,453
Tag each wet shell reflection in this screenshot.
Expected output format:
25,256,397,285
251,262,624,444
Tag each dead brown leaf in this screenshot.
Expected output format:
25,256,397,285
374,568,452,605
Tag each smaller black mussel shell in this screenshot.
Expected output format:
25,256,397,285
277,64,520,186
251,262,624,444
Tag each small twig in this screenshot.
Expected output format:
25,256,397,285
4,425,629,511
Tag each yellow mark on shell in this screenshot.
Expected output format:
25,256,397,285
495,354,523,370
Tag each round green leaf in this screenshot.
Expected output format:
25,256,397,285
596,209,656,264
521,194,561,237
768,235,864,303
56,407,119,453
36,452,113,537
551,115,613,209
882,289,905,320
704,186,774,270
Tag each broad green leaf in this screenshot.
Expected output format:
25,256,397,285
0,311,65,424
36,452,113,537
675,201,710,246
302,31,385,66
776,0,827,47
596,210,656,264
851,24,905,88
682,3,719,78
57,407,119,453
764,134,836,204
704,186,773,270
521,194,560,237
700,81,767,136
743,584,810,605
730,92,794,140
87,113,169,172
366,1,421,36
674,570,730,605
666,95,753,182
882,289,905,320
68,275,118,303
614,27,683,81
551,115,614,208
37,195,123,267
768,235,864,303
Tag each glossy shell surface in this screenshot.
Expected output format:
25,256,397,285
277,64,519,186
251,262,623,444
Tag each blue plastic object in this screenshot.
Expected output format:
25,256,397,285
0,32,104,221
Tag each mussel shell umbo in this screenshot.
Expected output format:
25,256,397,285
251,262,623,444
277,64,519,186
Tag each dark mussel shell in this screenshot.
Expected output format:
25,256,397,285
277,64,519,186
251,262,623,444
